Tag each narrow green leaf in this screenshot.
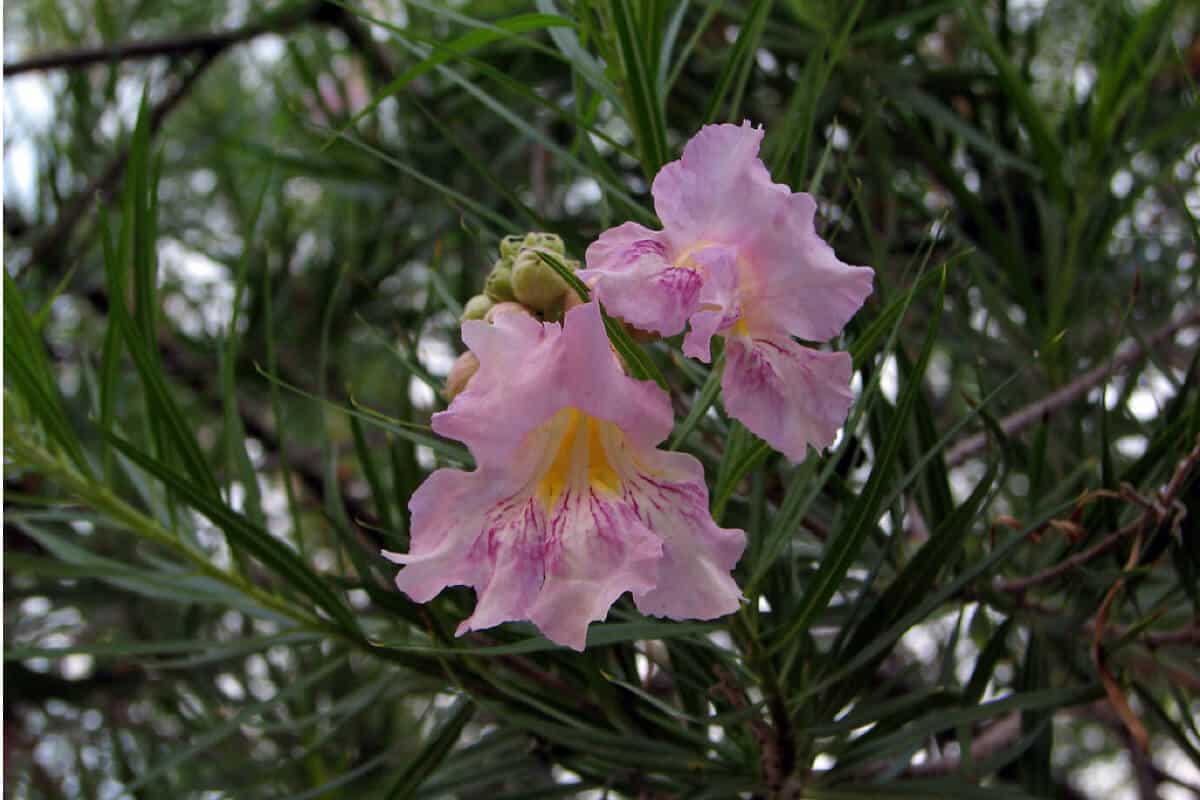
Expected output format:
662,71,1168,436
771,267,947,653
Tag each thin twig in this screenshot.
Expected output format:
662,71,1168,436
994,435,1199,594
994,516,1143,593
947,306,1200,466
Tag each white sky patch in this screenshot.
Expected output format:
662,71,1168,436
1126,365,1176,422
1073,63,1098,99
564,177,602,214
416,444,435,470
4,73,59,211
1114,435,1147,459
879,354,899,404
216,673,246,702
926,348,951,397
1073,751,1135,800
158,238,239,338
409,375,436,409
417,333,456,378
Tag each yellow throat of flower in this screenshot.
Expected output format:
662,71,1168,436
672,240,715,270
537,408,622,506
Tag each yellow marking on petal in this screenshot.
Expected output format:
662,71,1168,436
673,240,716,270
537,408,622,507
730,318,750,337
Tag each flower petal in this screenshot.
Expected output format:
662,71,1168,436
739,192,875,342
580,222,702,337
558,302,674,447
651,122,783,245
723,333,854,462
456,495,546,635
681,245,741,362
630,451,745,620
434,310,562,468
528,487,662,650
386,466,514,602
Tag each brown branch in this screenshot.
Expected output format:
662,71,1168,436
7,25,280,76
947,306,1200,467
1,1,348,76
907,712,1021,778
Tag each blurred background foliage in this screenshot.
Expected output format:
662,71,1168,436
4,0,1199,797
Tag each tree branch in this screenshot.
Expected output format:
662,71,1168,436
3,1,324,76
946,306,1200,466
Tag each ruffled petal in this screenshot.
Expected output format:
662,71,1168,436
738,192,875,342
456,494,546,635
390,464,662,649
528,485,662,650
385,466,514,602
652,122,783,245
629,450,745,620
579,222,702,337
681,246,742,362
723,332,854,463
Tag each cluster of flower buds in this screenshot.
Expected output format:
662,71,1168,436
461,232,581,325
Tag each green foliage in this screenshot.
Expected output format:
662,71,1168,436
4,1,1199,798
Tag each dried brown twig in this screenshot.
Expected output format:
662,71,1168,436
993,435,1199,594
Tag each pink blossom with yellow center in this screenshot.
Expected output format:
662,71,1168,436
579,122,874,462
385,302,745,650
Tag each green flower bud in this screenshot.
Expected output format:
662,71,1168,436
512,249,568,311
522,232,564,255
499,235,525,259
461,294,494,322
484,263,515,302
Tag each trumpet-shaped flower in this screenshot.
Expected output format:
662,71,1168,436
385,302,745,650
579,122,874,461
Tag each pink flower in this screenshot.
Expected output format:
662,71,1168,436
579,123,873,462
385,302,745,650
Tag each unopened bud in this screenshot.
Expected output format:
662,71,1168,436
563,287,586,313
499,235,525,259
512,249,569,312
484,301,530,323
485,261,516,302
444,351,480,400
522,232,564,255
461,294,494,322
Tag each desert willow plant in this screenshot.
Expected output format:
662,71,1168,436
4,2,1199,799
